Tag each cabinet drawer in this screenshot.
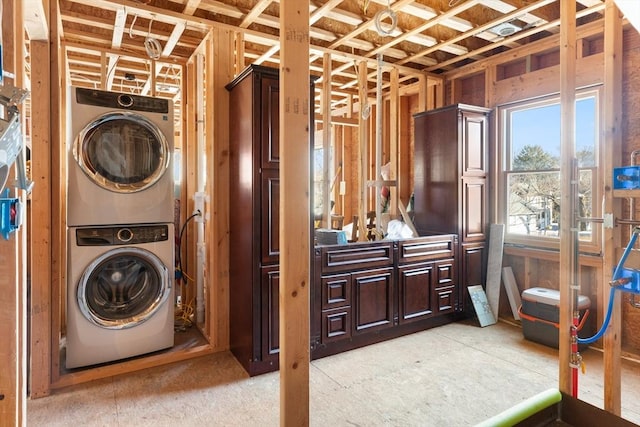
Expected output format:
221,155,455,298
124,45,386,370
398,235,456,264
319,242,394,274
435,259,455,289
321,307,352,344
320,273,352,311
436,286,456,314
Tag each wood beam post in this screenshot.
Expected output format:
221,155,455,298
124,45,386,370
209,27,234,350
50,3,65,390
322,53,332,229
183,58,198,331
558,0,577,396
602,0,623,414
418,75,427,112
357,61,368,241
279,1,311,425
235,32,245,75
29,36,53,399
0,0,27,424
389,67,399,215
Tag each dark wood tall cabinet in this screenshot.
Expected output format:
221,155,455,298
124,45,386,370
413,104,491,314
226,65,314,375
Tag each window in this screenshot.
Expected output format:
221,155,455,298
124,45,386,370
498,87,602,252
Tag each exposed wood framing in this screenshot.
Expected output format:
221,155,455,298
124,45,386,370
50,0,65,396
558,0,577,396
322,53,332,229
389,67,399,215
279,0,311,424
239,0,272,29
29,37,52,399
209,27,234,350
426,3,605,73
602,0,623,414
357,61,368,242
234,32,245,75
0,0,27,424
183,56,198,345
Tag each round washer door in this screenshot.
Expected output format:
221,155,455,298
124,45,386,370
77,247,170,329
74,111,170,193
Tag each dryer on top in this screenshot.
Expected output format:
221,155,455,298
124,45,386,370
67,86,174,227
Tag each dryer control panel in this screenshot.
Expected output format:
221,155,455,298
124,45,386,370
75,87,170,114
76,224,169,246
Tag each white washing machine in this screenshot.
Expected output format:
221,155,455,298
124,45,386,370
67,86,174,227
66,223,174,369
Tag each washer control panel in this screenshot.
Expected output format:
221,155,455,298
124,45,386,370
76,224,169,246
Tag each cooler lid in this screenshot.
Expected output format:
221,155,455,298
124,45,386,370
521,287,591,309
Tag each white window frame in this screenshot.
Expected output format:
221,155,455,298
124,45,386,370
496,86,603,254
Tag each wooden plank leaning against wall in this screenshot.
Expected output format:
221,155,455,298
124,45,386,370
444,9,637,416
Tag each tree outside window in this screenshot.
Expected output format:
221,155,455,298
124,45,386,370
500,88,600,249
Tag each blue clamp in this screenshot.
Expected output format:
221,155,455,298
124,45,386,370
0,189,21,239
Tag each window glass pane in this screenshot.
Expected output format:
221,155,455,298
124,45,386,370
577,168,594,241
507,170,560,236
511,104,560,171
506,168,594,241
576,97,597,167
502,89,599,247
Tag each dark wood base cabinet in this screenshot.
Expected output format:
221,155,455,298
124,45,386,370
230,233,461,376
311,234,460,359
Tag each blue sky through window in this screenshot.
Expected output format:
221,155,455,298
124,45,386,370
511,97,596,168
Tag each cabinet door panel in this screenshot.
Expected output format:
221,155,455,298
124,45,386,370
321,273,351,311
261,76,280,169
261,267,280,361
352,268,394,333
398,263,434,324
462,110,488,176
462,178,486,242
261,170,280,263
322,307,352,344
460,243,486,313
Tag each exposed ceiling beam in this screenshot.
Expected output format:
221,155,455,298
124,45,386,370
239,0,272,29
398,0,556,66
366,0,481,59
183,0,202,15
327,0,415,50
425,2,606,72
309,0,344,25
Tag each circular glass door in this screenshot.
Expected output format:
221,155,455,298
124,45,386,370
77,247,170,329
74,112,169,193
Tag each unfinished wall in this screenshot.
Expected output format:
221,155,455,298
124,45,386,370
621,29,640,355
443,26,640,358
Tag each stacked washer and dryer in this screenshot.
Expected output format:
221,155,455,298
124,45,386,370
66,87,175,369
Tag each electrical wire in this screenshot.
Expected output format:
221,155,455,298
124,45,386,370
175,297,195,331
173,211,200,331
129,14,138,38
176,210,201,285
374,0,397,37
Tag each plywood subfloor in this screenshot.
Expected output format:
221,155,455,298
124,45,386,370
29,320,640,426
